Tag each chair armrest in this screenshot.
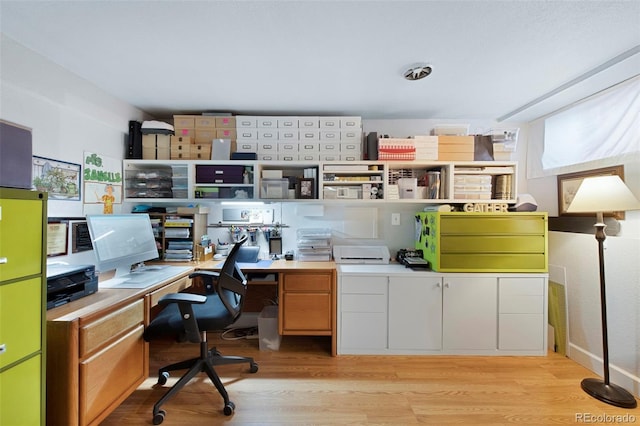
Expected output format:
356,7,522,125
158,292,206,306
189,271,221,279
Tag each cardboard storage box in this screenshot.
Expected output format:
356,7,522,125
173,115,197,129
142,134,170,160
216,128,237,139
215,116,236,128
170,136,191,159
195,129,216,144
194,116,217,129
174,127,195,143
438,135,474,161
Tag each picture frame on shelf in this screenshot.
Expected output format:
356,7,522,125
557,165,625,219
297,178,315,199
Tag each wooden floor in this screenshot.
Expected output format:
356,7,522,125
102,334,639,425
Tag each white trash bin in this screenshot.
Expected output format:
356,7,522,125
258,305,281,351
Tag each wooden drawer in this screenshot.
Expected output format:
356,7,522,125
148,276,190,307
80,299,144,357
282,292,331,331
283,272,331,292
80,325,146,426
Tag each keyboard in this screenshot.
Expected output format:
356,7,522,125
99,266,192,289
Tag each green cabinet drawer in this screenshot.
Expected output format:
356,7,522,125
0,354,42,426
0,278,42,368
0,197,44,282
440,253,548,272
440,216,546,235
440,235,546,253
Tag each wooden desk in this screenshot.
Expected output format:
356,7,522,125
46,268,193,426
195,260,338,356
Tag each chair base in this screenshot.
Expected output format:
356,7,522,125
152,340,258,424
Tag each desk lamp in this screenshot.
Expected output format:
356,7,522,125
566,174,640,408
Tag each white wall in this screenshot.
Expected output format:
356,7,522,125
1,34,148,264
527,117,640,397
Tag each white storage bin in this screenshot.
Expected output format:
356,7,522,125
258,305,281,351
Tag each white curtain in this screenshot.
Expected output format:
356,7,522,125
528,76,640,178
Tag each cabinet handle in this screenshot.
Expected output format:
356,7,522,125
444,282,449,288
0,343,6,354
436,282,441,288
0,257,7,264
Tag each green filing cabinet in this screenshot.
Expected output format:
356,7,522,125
415,212,548,272
0,188,47,426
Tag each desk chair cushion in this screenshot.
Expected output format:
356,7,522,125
143,294,237,341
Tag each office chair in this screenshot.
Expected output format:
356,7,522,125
143,236,258,424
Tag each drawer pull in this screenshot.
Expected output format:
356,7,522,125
0,257,7,264
0,343,6,354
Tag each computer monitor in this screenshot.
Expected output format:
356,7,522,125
86,214,159,277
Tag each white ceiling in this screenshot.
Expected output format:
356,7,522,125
1,1,639,122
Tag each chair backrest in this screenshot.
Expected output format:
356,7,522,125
216,236,248,320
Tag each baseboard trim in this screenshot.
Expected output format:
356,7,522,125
568,343,640,398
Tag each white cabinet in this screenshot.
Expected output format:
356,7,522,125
339,275,387,351
337,266,547,356
388,276,442,351
442,276,497,351
498,277,546,351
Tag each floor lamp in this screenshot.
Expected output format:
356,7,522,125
566,174,639,408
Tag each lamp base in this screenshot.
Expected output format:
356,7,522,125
581,378,638,408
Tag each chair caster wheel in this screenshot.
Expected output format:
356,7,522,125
249,362,259,373
157,371,169,385
223,401,235,416
152,409,166,425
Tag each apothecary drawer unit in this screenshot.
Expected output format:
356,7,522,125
415,212,548,272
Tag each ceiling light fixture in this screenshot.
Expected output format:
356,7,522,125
403,63,433,81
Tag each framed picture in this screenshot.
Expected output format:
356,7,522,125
297,178,315,199
557,165,625,219
46,221,68,257
32,156,81,201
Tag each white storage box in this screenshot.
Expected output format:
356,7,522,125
398,178,418,199
258,305,281,351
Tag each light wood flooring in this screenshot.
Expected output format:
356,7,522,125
102,334,639,425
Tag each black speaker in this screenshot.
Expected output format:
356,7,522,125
127,120,142,159
366,132,378,160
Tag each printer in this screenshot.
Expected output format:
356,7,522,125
332,245,391,264
46,264,98,309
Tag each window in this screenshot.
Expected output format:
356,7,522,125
541,76,640,171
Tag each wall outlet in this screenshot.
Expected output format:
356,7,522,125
391,213,400,226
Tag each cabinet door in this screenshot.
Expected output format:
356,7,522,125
442,276,497,350
389,276,442,350
0,354,41,426
0,197,43,281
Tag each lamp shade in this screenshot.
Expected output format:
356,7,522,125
567,175,640,213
